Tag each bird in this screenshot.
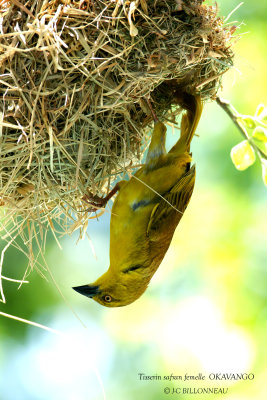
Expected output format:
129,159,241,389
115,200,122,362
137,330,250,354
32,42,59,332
73,92,203,307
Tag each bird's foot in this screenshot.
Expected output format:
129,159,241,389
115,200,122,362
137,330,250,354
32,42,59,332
82,192,107,212
82,183,120,212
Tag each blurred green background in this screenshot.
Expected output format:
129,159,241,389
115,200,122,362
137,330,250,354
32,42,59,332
0,1,266,399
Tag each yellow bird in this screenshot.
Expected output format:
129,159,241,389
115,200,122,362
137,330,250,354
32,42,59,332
73,93,203,307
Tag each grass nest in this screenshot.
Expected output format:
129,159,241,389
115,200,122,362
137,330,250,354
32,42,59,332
0,0,234,282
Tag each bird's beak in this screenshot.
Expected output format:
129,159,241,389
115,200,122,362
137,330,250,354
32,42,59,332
72,284,100,298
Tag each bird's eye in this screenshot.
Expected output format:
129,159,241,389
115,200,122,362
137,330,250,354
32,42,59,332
103,295,112,303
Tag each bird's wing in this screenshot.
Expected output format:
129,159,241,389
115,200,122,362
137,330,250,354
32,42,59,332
147,165,195,242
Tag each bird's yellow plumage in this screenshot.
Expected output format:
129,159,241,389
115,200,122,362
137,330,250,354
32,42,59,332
73,93,203,307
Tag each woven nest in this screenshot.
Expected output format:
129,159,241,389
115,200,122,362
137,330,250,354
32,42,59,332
0,0,234,274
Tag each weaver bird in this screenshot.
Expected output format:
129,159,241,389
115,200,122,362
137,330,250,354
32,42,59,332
73,93,202,307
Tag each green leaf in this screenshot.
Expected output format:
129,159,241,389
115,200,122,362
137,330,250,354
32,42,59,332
258,107,267,121
240,116,256,129
230,140,256,171
255,103,265,117
252,126,267,143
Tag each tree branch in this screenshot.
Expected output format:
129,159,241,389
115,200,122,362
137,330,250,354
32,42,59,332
216,96,267,160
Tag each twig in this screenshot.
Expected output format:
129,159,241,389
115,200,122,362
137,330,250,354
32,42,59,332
10,0,35,19
216,96,267,160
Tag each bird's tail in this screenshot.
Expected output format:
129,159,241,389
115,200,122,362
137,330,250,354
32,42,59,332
169,94,203,154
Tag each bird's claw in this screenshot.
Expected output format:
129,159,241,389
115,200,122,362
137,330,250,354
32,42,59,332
82,183,120,212
82,193,107,212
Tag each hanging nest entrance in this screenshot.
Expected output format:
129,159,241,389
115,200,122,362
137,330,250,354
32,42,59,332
0,0,234,274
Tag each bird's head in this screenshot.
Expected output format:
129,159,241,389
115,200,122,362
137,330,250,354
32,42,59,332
73,266,150,307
